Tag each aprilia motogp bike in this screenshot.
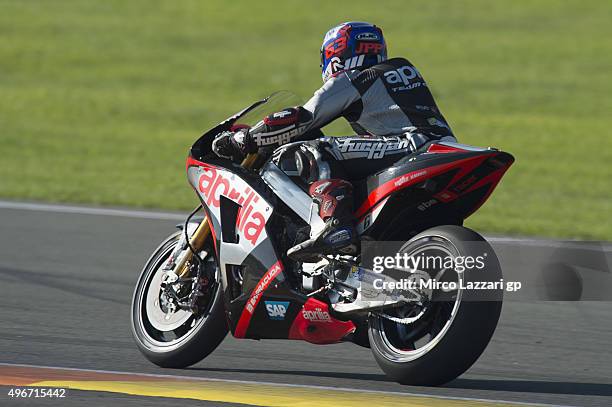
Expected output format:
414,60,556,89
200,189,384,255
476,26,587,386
131,91,514,385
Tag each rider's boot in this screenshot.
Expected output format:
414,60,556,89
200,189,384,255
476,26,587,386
287,179,358,263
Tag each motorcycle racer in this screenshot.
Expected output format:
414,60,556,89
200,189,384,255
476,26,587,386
213,21,456,262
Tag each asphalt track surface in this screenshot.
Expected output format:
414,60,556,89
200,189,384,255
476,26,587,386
0,201,611,406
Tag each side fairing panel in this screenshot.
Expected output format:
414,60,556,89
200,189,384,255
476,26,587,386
187,159,278,328
186,158,356,342
187,160,273,259
186,158,302,339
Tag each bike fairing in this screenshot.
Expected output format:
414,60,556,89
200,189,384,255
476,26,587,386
187,131,513,338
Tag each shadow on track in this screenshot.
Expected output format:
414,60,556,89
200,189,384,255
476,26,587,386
186,367,389,382
447,378,612,397
190,367,612,397
0,266,129,305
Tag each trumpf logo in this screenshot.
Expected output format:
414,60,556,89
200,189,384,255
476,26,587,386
393,170,428,187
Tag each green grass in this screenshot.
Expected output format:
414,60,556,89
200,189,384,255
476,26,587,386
0,0,610,239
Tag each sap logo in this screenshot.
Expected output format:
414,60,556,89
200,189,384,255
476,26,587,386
265,301,289,320
383,65,424,89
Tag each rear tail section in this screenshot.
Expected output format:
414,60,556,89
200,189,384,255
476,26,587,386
355,142,514,237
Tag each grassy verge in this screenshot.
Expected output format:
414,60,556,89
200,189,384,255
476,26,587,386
1,1,610,239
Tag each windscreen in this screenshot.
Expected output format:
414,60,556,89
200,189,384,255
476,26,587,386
235,90,303,128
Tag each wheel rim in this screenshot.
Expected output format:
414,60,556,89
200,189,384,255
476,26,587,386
134,237,219,350
369,236,463,362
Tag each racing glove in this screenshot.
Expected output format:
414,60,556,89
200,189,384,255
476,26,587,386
212,129,256,161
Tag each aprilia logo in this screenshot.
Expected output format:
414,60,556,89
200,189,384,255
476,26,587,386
302,307,332,323
198,166,266,246
384,65,426,91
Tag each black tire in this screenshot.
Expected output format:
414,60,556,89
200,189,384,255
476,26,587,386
368,225,502,386
130,231,228,368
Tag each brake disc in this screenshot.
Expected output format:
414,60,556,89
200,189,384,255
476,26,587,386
146,268,193,331
377,303,429,325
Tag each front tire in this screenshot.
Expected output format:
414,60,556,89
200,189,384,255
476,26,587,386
131,231,228,368
368,225,502,386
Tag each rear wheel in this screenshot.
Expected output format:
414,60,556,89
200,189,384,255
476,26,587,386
368,225,502,385
131,231,227,368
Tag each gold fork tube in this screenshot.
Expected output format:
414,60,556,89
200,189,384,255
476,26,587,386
240,153,259,169
176,219,211,277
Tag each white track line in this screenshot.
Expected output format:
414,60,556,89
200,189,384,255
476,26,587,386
0,362,571,407
0,200,185,221
0,200,609,248
486,237,611,251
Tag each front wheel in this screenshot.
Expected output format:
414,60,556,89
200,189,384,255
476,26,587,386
131,231,228,368
368,225,502,386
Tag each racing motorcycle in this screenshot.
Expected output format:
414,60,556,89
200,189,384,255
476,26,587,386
131,91,514,385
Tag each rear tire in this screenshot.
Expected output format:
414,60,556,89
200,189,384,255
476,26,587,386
368,225,502,386
131,232,228,368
